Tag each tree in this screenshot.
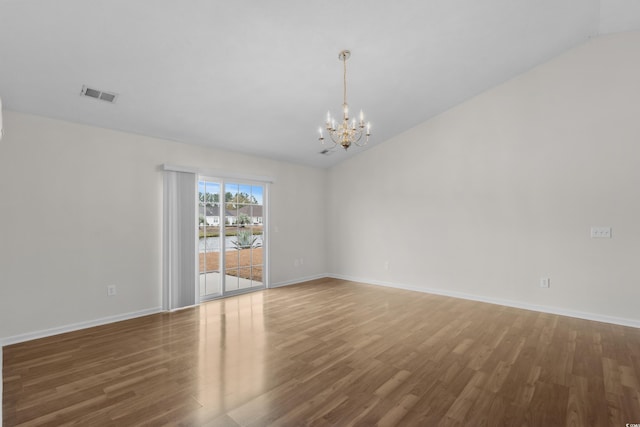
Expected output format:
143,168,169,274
225,192,257,209
199,192,219,204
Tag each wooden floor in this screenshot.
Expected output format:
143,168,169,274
3,278,640,426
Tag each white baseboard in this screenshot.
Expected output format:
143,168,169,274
1,307,163,347
328,274,640,329
270,273,329,289
4,276,637,347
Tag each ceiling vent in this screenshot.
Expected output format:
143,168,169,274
80,85,118,103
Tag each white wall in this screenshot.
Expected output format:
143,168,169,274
0,112,326,342
327,31,640,325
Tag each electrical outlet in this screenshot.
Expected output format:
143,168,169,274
294,259,299,267
539,278,550,288
384,261,390,271
107,285,117,296
591,227,612,239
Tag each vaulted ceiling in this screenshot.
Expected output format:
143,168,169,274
0,0,639,168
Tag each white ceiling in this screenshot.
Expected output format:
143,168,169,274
0,0,638,168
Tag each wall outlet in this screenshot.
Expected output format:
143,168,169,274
384,261,390,271
107,285,117,296
294,259,299,267
591,226,612,239
539,278,550,288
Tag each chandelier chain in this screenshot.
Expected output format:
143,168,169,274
343,54,347,111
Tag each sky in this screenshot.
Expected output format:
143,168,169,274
198,180,264,205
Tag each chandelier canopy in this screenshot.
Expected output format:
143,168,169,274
318,50,370,151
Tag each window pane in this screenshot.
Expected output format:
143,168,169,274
251,185,263,205
250,226,263,249
238,184,252,204
225,183,239,212
198,179,222,298
251,249,262,268
251,265,263,287
225,270,239,292
226,247,239,269
205,182,220,203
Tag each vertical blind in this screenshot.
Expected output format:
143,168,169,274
162,170,197,311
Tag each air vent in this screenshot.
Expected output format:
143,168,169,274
80,85,118,103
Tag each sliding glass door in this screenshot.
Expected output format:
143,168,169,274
198,177,266,300
223,182,264,293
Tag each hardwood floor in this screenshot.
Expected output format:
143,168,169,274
3,278,640,426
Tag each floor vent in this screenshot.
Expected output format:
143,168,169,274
80,85,118,103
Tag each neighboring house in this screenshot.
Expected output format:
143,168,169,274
199,204,225,226
199,204,263,226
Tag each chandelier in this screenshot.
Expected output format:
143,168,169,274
318,50,370,150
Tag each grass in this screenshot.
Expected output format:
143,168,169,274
198,226,263,238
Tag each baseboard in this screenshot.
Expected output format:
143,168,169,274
328,274,640,329
1,307,163,347
270,273,329,289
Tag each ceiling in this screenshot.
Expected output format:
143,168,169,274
0,0,639,168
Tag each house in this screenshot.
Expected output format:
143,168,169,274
198,204,234,226
199,204,220,226
1,1,640,425
199,204,263,226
